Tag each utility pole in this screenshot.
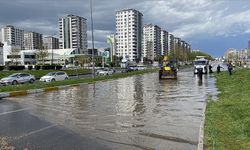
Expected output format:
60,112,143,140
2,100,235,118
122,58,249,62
90,0,95,78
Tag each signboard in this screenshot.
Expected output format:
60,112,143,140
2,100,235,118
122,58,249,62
102,51,109,58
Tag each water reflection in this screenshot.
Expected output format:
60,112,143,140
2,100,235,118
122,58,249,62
9,69,218,150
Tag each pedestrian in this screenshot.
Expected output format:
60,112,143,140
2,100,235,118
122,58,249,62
217,65,223,74
209,65,213,73
228,63,233,75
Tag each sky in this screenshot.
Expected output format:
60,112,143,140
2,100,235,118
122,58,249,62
1,0,250,57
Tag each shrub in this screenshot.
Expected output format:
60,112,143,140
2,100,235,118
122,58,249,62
41,65,56,70
35,65,41,70
56,65,63,70
28,66,33,70
0,66,4,71
7,66,25,70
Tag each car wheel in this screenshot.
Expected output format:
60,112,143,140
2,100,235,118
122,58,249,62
65,77,69,80
29,79,35,83
51,79,56,82
12,80,18,85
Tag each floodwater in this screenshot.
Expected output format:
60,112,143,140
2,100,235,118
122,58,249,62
9,68,218,150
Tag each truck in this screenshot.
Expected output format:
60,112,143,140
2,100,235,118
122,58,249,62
193,56,209,74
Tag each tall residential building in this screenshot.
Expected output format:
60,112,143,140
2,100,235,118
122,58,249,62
143,24,161,61
115,9,143,62
168,34,175,55
248,40,250,50
43,36,59,49
24,31,43,50
1,25,24,49
59,14,87,54
161,30,168,56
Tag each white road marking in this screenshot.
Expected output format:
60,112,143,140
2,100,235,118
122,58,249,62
18,124,57,139
0,108,29,116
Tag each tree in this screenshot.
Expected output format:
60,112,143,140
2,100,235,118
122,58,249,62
188,51,213,61
8,48,21,65
75,55,90,68
35,47,49,65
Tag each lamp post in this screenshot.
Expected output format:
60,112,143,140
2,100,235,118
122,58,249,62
90,0,95,78
51,34,57,65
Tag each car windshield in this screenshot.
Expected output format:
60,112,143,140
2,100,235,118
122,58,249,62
9,74,19,77
195,61,206,65
46,72,56,76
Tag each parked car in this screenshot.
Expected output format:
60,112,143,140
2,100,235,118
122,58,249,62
97,68,114,75
96,68,105,75
127,66,138,72
0,73,35,85
40,72,69,82
137,65,146,70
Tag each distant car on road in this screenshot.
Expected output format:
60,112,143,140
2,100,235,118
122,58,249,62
137,65,146,70
0,73,35,85
97,68,114,76
40,72,69,82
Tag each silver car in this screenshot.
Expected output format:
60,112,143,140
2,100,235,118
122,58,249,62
0,73,36,85
40,72,69,82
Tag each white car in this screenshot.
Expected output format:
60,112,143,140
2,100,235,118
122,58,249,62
98,68,114,76
0,73,35,85
40,72,69,82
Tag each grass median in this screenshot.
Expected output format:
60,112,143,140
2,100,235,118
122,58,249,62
204,69,250,149
0,69,91,79
0,69,159,93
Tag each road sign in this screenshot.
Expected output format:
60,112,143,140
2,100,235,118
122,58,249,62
102,51,109,58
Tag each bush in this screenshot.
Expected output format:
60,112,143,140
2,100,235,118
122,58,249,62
41,65,56,70
28,66,33,70
56,65,63,70
35,65,41,70
0,66,4,71
7,66,25,70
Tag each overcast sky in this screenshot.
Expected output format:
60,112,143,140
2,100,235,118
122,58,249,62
1,0,250,57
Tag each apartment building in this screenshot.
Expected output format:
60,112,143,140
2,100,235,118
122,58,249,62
161,30,168,56
143,24,161,61
43,36,59,49
59,14,87,54
115,9,143,62
1,25,24,49
24,31,43,50
168,34,175,55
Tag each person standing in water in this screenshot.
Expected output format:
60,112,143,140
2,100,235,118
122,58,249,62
217,65,223,74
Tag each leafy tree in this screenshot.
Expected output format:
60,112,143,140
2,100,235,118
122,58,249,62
75,55,90,68
188,51,213,61
35,47,49,65
8,48,21,65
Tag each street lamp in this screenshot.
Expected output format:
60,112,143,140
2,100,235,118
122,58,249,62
90,0,95,78
51,34,57,65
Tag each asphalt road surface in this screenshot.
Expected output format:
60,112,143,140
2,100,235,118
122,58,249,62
0,100,110,150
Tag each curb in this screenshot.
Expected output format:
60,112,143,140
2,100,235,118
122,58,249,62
0,84,85,99
197,101,207,150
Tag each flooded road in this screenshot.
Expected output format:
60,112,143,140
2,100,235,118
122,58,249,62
5,68,217,150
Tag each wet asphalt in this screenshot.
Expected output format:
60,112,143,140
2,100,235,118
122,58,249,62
0,100,110,150
0,67,218,150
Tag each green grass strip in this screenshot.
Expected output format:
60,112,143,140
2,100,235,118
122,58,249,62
0,69,159,93
0,69,91,79
204,69,250,150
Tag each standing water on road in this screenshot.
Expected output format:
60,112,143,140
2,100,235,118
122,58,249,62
8,69,217,150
